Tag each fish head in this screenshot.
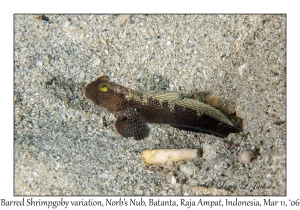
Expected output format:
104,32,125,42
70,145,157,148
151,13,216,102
85,75,118,108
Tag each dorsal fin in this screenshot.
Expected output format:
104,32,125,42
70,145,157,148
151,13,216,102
147,92,180,103
175,99,234,126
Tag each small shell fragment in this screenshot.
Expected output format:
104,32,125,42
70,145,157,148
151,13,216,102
141,149,198,165
112,15,131,27
223,140,233,149
238,149,256,165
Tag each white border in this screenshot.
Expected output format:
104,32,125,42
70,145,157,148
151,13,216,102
2,0,298,209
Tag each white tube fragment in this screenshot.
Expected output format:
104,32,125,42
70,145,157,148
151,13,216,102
141,149,198,165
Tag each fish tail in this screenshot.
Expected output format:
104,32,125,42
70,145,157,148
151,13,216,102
229,112,243,133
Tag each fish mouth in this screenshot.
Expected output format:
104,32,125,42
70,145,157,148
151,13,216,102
85,82,99,105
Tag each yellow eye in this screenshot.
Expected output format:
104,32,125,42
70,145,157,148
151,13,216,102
100,85,109,92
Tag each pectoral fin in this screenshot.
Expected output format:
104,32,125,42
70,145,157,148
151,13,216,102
115,108,150,140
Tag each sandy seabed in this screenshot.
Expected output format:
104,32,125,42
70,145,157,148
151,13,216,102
14,14,286,195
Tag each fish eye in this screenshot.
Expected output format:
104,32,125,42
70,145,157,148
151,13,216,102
100,85,109,92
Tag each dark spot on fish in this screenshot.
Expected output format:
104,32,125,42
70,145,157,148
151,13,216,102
85,75,243,140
